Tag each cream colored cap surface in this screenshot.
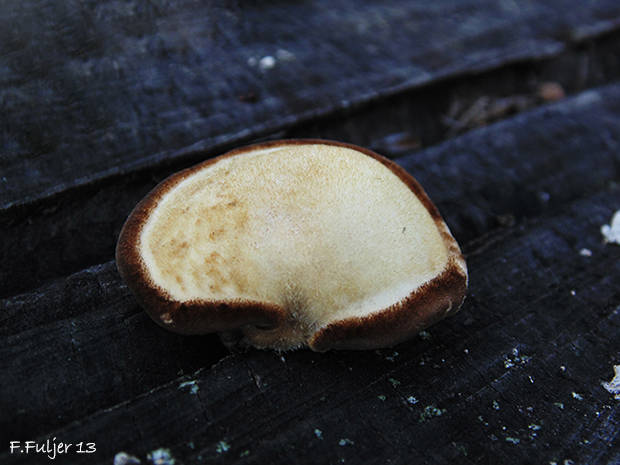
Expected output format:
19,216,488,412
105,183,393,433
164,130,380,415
139,143,449,333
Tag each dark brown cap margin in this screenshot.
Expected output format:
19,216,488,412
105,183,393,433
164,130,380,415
308,257,467,351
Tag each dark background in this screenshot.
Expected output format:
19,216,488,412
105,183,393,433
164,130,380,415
1,1,619,464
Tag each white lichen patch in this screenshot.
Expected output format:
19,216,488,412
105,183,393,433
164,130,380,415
248,50,294,71
406,395,419,405
314,429,323,439
419,405,446,422
178,380,199,395
528,423,542,438
602,365,620,400
579,248,592,257
503,347,531,369
114,452,141,465
215,441,230,454
258,56,276,71
571,392,584,401
601,210,620,244
275,49,295,61
147,449,175,465
418,330,432,340
338,438,354,446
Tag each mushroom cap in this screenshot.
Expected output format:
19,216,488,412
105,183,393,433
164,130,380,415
116,140,467,351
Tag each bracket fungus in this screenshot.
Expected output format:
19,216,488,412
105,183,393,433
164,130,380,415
116,140,467,351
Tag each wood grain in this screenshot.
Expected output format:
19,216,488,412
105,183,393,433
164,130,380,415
3,82,620,298
2,0,620,210
2,189,617,464
2,2,620,464
2,85,619,464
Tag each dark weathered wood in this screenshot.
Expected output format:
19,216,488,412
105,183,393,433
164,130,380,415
3,78,620,299
2,80,619,335
1,83,619,463
397,84,620,244
2,0,620,211
2,3,620,463
2,188,618,465
0,261,228,444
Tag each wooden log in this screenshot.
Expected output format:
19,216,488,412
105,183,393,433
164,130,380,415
1,0,620,211
1,84,619,463
3,82,620,298
2,3,620,462
1,188,617,464
0,261,228,443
